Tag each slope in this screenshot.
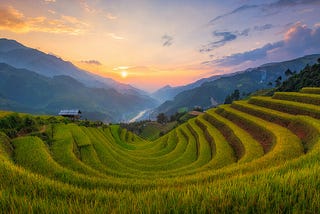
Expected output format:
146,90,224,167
154,54,320,115
0,87,320,212
0,63,157,122
0,38,148,96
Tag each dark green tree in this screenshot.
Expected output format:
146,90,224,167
275,76,282,87
277,63,320,92
285,69,293,77
193,106,203,112
224,89,240,104
157,113,168,124
233,89,240,100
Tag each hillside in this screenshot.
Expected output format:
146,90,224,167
152,75,221,103
0,63,157,122
277,62,320,91
0,38,146,95
0,87,320,212
154,54,320,116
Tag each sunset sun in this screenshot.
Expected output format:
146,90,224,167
121,71,128,78
0,0,320,212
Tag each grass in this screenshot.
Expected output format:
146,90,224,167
204,109,264,163
0,87,320,212
140,121,177,141
273,92,320,105
249,96,320,119
0,111,13,118
300,87,320,94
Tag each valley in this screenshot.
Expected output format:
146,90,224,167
1,0,320,212
0,87,320,212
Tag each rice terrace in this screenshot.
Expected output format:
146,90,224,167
0,87,320,213
1,0,320,213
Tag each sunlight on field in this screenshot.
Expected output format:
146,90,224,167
0,88,320,213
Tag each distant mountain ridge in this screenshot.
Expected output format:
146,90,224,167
0,38,159,122
152,75,222,102
0,63,157,122
153,54,320,116
0,38,146,96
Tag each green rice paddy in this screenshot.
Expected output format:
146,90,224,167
1,87,320,213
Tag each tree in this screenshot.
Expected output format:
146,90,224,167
224,89,240,104
22,116,38,133
233,89,240,100
285,69,293,77
275,76,282,87
224,95,233,104
157,113,168,124
170,112,185,122
317,58,320,64
276,63,320,92
193,106,203,112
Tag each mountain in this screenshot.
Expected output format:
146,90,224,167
153,54,320,116
277,62,320,92
0,63,157,122
0,38,146,96
152,75,221,102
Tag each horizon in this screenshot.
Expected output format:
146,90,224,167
1,0,320,91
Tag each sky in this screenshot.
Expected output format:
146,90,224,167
0,0,320,92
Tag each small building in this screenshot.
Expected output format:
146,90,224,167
188,111,204,116
58,109,81,120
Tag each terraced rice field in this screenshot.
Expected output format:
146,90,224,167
1,87,320,213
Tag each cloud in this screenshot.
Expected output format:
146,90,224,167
113,66,130,71
0,5,27,32
48,9,56,14
268,0,320,8
200,24,274,53
80,60,102,66
0,5,88,35
106,13,117,20
200,29,254,53
108,33,124,40
200,31,237,52
207,23,320,66
283,22,320,53
79,0,96,13
209,0,320,24
253,24,273,31
209,4,259,24
238,28,250,36
212,41,284,66
162,35,173,47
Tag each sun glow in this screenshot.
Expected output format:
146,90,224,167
121,71,128,78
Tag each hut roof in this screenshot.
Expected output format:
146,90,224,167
58,109,81,116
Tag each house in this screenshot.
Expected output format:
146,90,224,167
58,109,81,120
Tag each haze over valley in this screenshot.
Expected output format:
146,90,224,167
0,1,320,213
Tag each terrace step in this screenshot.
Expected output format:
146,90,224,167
300,87,320,95
249,96,320,119
51,124,106,178
216,105,304,161
272,92,320,105
231,100,320,153
204,109,264,163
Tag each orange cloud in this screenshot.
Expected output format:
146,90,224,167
0,5,88,35
0,6,28,32
79,0,96,13
106,13,117,20
108,33,125,40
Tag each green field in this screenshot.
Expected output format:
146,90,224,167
1,87,320,213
